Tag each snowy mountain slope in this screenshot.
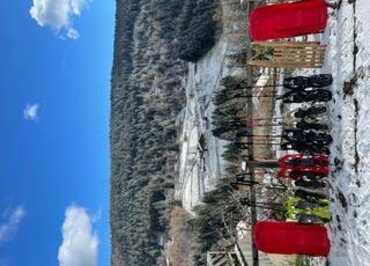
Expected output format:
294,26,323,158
176,0,249,213
323,1,370,265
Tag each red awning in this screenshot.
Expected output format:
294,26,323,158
253,221,330,257
249,0,328,41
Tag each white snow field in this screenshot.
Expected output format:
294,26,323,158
324,1,370,265
177,0,370,264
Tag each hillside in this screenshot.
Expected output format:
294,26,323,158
110,0,219,265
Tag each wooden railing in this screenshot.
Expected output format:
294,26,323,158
248,41,326,69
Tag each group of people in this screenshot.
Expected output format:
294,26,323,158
248,0,335,257
280,74,333,104
278,74,333,223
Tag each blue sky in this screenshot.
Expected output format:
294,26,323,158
0,0,114,265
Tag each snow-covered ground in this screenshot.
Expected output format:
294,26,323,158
323,1,370,265
175,40,228,213
177,0,370,264
175,0,248,213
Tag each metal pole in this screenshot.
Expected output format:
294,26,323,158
246,2,259,262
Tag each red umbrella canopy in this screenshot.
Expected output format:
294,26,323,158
249,0,328,41
253,220,330,257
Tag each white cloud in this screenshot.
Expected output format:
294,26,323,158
29,0,89,39
66,28,80,39
58,205,99,266
23,103,40,121
0,206,26,243
91,208,102,223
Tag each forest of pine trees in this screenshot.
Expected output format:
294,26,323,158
110,0,219,265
